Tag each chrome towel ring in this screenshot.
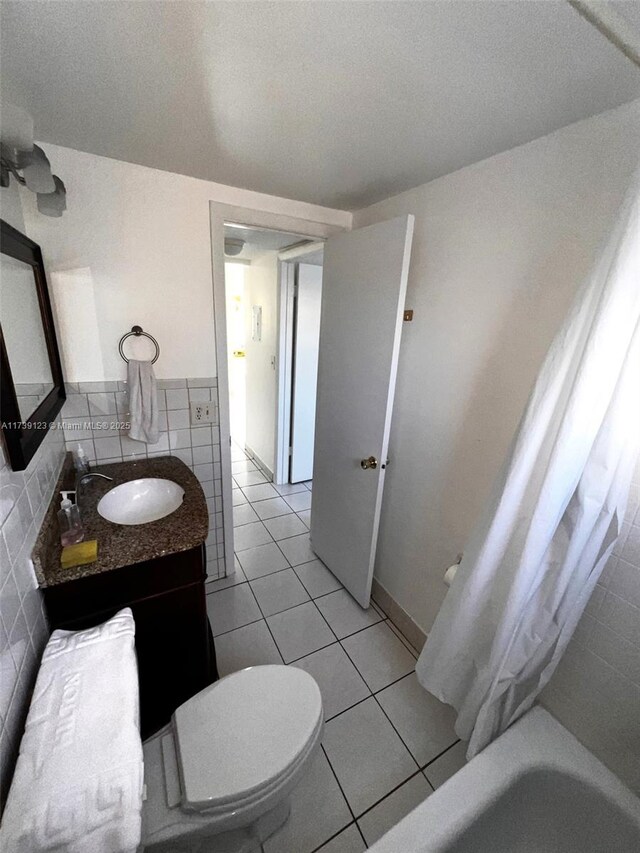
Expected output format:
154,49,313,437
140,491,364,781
118,325,160,364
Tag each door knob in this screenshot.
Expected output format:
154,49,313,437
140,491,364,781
360,456,378,470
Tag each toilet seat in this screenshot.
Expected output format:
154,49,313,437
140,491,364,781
172,665,323,813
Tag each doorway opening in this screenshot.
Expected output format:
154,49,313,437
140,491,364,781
212,202,412,605
223,223,324,489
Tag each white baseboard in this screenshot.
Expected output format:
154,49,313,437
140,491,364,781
371,577,427,655
244,443,274,481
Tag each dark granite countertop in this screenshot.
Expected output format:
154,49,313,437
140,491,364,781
32,453,209,587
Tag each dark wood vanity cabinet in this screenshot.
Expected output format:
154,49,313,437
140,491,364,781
42,544,217,738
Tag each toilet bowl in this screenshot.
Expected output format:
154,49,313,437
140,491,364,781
142,664,324,853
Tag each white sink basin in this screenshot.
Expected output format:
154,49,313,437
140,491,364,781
97,478,185,525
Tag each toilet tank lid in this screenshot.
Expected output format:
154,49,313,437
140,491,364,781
172,665,322,812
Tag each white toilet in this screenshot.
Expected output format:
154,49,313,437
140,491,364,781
142,664,324,853
1,612,321,853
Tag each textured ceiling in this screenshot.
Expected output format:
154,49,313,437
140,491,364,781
1,1,639,209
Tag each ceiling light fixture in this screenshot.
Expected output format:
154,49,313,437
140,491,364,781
224,238,245,256
0,104,67,216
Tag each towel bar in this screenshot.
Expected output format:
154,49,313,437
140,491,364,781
118,325,160,364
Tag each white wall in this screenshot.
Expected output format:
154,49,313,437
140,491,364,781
243,250,279,473
353,99,640,635
541,453,640,794
0,181,26,232
19,144,350,383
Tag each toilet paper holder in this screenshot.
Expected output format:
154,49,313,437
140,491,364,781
444,554,463,587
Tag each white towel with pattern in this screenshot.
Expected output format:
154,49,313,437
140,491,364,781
0,608,144,853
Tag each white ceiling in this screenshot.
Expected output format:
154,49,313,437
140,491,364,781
1,1,638,210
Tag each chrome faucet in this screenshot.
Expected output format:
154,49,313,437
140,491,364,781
75,471,114,508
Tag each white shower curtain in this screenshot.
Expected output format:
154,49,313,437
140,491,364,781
416,172,640,759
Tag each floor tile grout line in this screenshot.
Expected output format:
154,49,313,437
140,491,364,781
231,510,338,661
236,547,294,577
291,564,342,601
309,595,341,644
322,731,424,830
332,645,420,752
330,638,454,773
420,737,462,773
236,497,419,656
248,583,311,621
245,487,314,560
320,691,372,724
370,690,421,773
354,765,430,827
233,517,277,550
356,821,369,850
248,584,311,617
370,669,417,698
286,637,342,666
244,478,421,663
213,615,422,723
271,535,319,571
229,481,437,727
370,598,387,618
241,576,286,665
261,520,311,542
383,618,420,660
309,820,363,853
356,821,369,849
211,614,266,640
318,657,417,726
319,607,385,643
320,743,359,825
338,622,415,710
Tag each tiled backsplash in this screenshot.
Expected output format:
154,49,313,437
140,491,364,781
60,377,227,582
0,422,66,805
542,455,640,795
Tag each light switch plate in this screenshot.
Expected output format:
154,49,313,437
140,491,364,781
252,305,262,341
190,400,218,425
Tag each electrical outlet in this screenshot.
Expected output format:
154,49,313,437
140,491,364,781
190,400,218,425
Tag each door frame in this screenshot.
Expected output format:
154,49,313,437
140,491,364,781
209,203,344,577
275,241,326,486
275,258,296,486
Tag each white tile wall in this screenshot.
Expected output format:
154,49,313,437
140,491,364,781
542,455,640,795
0,421,66,806
60,378,227,581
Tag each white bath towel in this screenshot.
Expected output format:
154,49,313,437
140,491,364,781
0,608,144,853
128,358,159,444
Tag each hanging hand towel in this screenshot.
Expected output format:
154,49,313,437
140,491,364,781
128,358,159,444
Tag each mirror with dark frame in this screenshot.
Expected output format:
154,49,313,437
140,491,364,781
1,219,65,470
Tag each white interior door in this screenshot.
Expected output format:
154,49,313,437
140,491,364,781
310,215,414,608
290,263,322,483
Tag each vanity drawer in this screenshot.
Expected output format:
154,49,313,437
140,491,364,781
43,545,206,625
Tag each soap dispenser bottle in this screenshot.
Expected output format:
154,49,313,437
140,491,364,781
58,491,84,547
74,445,90,475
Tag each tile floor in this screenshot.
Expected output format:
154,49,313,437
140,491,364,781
205,446,466,852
